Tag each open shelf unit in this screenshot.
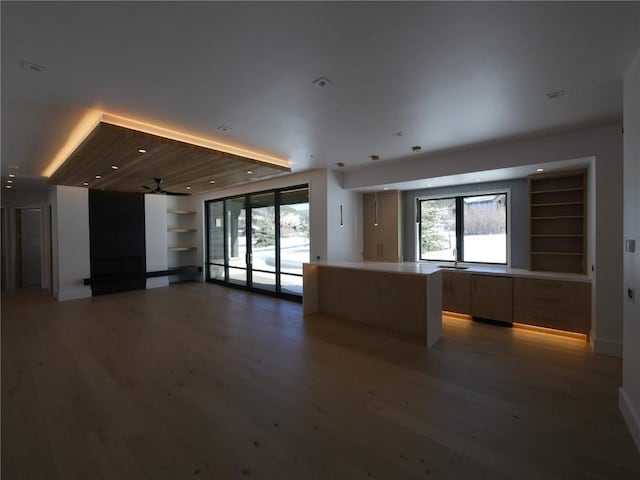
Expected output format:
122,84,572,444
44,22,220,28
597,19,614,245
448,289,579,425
528,169,586,274
167,205,200,283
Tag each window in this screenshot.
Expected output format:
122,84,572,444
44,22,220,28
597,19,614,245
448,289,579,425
419,192,507,264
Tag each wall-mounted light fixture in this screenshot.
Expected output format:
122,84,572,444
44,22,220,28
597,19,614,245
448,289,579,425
374,192,379,226
340,204,344,227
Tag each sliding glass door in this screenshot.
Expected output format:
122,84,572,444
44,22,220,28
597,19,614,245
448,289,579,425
205,185,309,299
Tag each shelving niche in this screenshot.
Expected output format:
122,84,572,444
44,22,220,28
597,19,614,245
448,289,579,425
528,169,586,274
167,198,200,283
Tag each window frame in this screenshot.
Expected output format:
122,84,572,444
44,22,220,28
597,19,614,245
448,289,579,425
416,189,511,266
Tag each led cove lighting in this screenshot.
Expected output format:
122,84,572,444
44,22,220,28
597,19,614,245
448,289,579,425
42,111,289,178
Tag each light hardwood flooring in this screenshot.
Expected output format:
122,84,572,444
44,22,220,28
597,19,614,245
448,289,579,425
2,283,639,479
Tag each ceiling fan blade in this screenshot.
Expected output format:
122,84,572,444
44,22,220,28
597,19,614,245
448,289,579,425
142,185,152,190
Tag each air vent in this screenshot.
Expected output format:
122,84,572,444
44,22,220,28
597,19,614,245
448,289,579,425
312,77,333,87
22,60,46,72
546,89,566,100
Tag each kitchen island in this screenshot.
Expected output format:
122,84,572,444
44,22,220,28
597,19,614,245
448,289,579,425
303,261,443,347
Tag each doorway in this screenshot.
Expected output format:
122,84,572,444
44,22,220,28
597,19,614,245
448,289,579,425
15,207,43,288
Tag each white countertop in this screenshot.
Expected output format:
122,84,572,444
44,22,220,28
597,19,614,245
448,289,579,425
306,261,592,283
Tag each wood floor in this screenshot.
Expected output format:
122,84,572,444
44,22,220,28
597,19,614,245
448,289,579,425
2,283,639,479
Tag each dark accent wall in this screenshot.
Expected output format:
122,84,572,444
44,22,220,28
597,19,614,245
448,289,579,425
402,179,528,268
89,190,146,296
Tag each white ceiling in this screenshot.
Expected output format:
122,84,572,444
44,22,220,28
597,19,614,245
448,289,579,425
2,2,639,189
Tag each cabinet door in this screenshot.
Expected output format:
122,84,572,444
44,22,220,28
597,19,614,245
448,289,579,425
362,193,379,260
443,272,471,314
471,275,513,323
378,191,400,262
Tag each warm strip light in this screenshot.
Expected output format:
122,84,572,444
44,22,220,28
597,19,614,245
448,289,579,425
42,109,103,177
102,112,289,169
42,110,290,178
513,322,587,341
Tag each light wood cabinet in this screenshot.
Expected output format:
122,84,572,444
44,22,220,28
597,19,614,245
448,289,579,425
471,275,513,323
529,169,586,274
513,278,590,333
363,191,401,262
442,271,471,314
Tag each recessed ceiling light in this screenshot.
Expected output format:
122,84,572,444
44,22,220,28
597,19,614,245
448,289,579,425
186,186,191,190
536,168,544,172
217,126,232,133
83,182,89,186
111,165,119,170
369,155,380,161
95,175,102,179
383,187,389,190
6,185,12,189
138,148,147,153
210,180,216,184
8,174,15,178
247,170,253,174
7,180,13,184
411,146,422,153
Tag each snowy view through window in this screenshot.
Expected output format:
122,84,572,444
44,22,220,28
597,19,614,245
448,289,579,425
420,193,507,264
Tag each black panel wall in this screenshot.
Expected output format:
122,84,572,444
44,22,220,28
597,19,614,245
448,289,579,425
89,190,146,296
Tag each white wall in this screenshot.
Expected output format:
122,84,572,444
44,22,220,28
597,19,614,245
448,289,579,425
344,122,624,356
326,169,362,262
621,46,640,452
51,185,91,301
145,194,168,288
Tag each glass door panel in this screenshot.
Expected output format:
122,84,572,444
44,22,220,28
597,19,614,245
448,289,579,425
250,192,276,292
207,200,225,281
226,196,247,286
279,188,309,295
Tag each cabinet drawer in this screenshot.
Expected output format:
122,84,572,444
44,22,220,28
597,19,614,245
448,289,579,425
513,278,587,313
514,305,588,334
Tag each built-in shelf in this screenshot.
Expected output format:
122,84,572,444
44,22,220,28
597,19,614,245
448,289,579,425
531,251,584,256
531,234,584,238
529,169,586,274
530,202,583,207
531,216,584,220
167,210,196,215
530,187,584,194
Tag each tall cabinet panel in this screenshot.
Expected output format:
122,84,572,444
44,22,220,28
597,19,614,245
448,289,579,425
362,191,401,262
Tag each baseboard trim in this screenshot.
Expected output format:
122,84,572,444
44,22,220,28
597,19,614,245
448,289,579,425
619,387,640,453
592,336,623,357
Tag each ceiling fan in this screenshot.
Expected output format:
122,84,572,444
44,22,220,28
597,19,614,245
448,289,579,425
142,178,190,196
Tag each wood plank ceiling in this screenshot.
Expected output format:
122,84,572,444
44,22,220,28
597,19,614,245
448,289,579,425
49,122,290,194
